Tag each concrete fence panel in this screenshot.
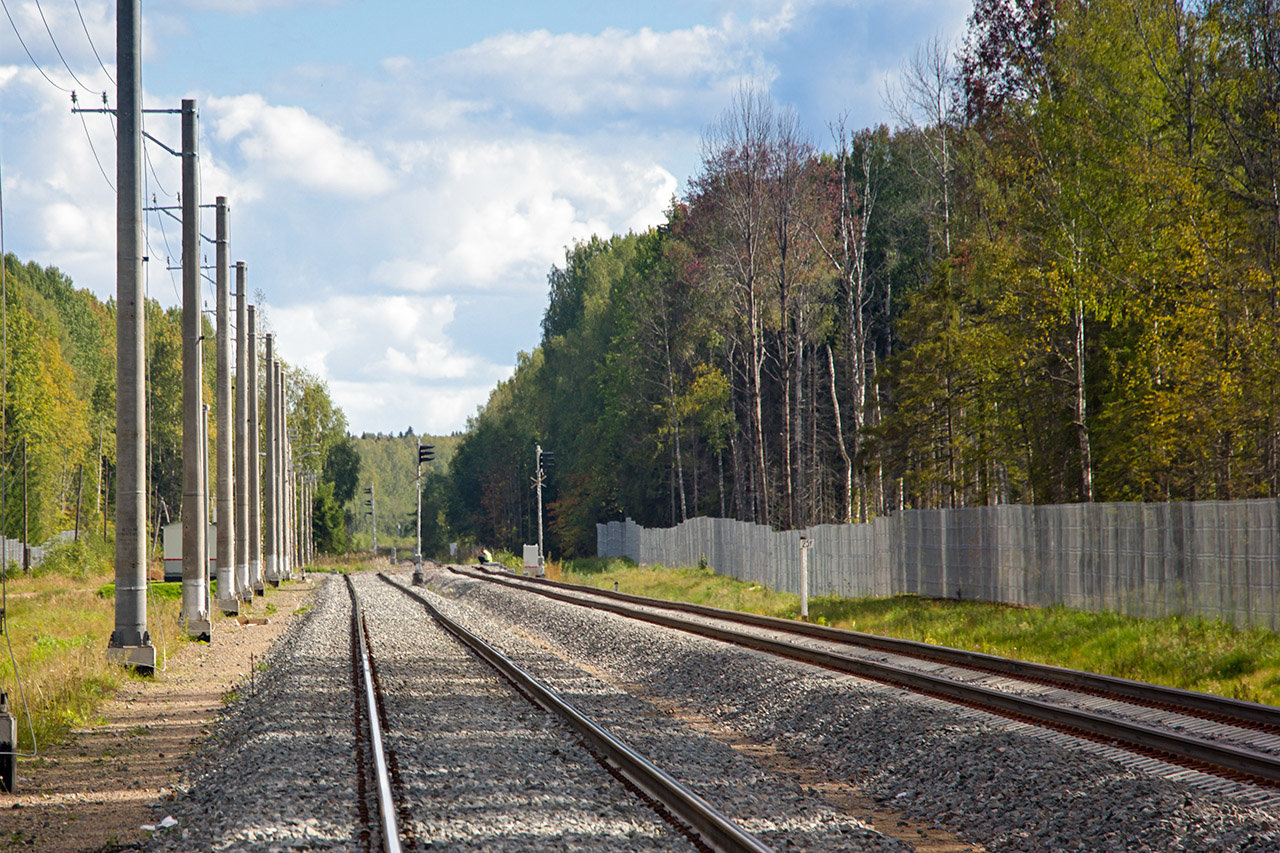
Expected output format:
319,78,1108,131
596,498,1280,630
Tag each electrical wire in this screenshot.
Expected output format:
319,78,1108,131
151,201,182,305
0,0,72,93
77,104,114,192
196,138,212,307
140,164,167,674
73,0,112,86
144,141,171,199
141,103,181,305
33,0,98,94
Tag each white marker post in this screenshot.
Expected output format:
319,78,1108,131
799,536,813,622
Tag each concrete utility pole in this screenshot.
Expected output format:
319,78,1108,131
285,379,295,577
262,338,277,585
214,198,237,615
180,99,212,641
277,364,290,580
305,476,314,565
234,264,250,601
107,0,155,671
247,305,262,594
202,404,213,613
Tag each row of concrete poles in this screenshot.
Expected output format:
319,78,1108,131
108,0,315,667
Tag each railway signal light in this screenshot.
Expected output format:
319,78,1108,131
418,444,435,464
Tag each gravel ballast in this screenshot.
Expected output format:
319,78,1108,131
350,572,696,851
144,572,897,851
366,573,901,851
144,566,1280,851
143,575,361,851
425,566,1280,852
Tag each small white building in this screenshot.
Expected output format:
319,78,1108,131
162,522,217,582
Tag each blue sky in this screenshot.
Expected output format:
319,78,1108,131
0,0,970,435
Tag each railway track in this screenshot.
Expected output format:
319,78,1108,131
344,572,776,851
450,563,1280,791
344,575,408,853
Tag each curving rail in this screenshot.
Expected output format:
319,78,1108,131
462,565,1280,731
450,564,1280,788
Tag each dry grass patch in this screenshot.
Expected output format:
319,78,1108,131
0,538,187,751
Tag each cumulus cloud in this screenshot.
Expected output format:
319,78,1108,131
0,68,117,298
438,26,738,115
395,14,790,128
271,293,512,434
371,136,677,293
205,94,395,197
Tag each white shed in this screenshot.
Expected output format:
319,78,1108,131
162,522,217,582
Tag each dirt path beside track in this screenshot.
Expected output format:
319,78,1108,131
1,581,316,853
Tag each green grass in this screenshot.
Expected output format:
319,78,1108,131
1,536,311,751
0,538,192,750
553,558,1280,706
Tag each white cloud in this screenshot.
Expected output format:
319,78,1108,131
0,2,116,92
0,68,117,299
271,293,513,435
419,18,784,122
371,136,676,293
272,293,474,383
205,94,395,197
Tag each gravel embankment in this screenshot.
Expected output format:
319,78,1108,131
143,575,361,851
144,571,898,852
349,572,696,851
356,573,900,852
424,566,1280,853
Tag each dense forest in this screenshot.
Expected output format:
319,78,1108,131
441,0,1280,558
345,431,456,554
0,254,354,556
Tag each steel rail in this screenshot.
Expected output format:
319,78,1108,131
345,577,403,853
377,573,774,853
459,565,1280,731
450,566,1280,786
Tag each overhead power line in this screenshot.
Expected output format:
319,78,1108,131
73,0,113,86
75,92,114,192
34,0,100,94
0,0,73,93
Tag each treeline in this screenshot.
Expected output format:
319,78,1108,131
0,253,356,556
439,0,1280,557
345,432,456,552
